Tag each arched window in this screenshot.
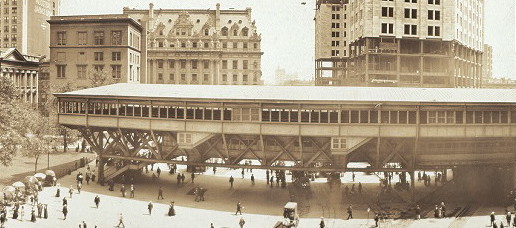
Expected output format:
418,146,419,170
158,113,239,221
242,27,249,37
204,29,209,36
221,27,228,36
233,30,238,36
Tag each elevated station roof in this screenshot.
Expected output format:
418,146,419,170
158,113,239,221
56,83,516,104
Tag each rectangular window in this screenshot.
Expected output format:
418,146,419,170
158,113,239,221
222,60,227,69
180,61,186,69
243,75,248,82
56,65,66,78
169,73,174,81
222,74,227,81
233,74,238,82
181,74,186,81
77,32,87,45
331,138,347,150
381,23,394,34
169,60,175,68
428,26,434,36
412,9,417,19
93,65,104,72
57,32,66,45
243,60,248,69
191,60,197,69
94,31,104,45
203,60,209,69
111,65,121,79
232,60,238,69
178,133,192,144
94,52,103,61
192,74,197,81
203,74,208,81
76,65,86,79
112,52,121,61
435,26,440,36
111,31,122,45
435,11,440,20
382,7,393,17
232,42,237,49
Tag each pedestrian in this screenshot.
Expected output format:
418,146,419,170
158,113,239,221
94,195,100,208
12,205,18,219
157,167,161,177
158,187,164,200
120,184,126,197
77,182,82,194
0,211,6,227
501,221,504,228
148,201,153,215
415,205,421,220
55,188,60,197
352,172,355,182
181,173,185,184
86,173,90,185
346,205,353,219
239,217,245,228
374,214,380,227
30,207,36,222
210,222,215,228
270,176,274,187
37,203,43,218
168,201,176,216
116,213,125,227
434,205,439,218
62,205,68,220
441,202,446,218
251,174,255,185
241,169,245,179
69,186,74,198
91,172,96,182
43,204,48,219
213,167,216,175
358,182,362,194
82,221,87,228
177,173,181,185
130,184,135,198
194,187,200,202
507,211,511,227
266,170,270,185
191,172,195,183
235,201,243,215
491,212,496,227
320,217,325,228
63,197,68,206
513,215,516,227
229,176,234,188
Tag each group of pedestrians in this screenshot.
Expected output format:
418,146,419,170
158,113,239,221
490,210,516,228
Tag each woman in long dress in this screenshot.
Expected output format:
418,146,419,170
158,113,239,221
168,201,176,216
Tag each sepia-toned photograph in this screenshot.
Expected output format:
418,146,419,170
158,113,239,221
0,0,515,227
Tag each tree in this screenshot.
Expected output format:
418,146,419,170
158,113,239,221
88,67,112,87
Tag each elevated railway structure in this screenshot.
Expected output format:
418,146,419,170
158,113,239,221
55,84,516,194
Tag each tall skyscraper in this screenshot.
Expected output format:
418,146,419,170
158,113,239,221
315,0,485,88
0,0,59,56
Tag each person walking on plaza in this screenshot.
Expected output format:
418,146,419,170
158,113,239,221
148,201,153,215
69,186,74,198
213,167,216,175
158,187,164,200
358,182,362,195
30,207,36,222
235,201,243,215
415,205,421,220
130,184,135,198
191,172,195,183
37,203,43,218
177,173,181,185
241,169,245,179
506,211,511,227
239,217,245,228
181,173,186,184
62,197,67,206
62,205,68,220
266,170,270,185
116,213,125,227
320,217,325,228
374,214,380,227
491,212,496,227
251,174,255,185
229,176,234,188
77,182,82,194
94,195,100,208
157,167,161,178
346,205,353,219
441,202,446,218
168,201,176,216
85,173,91,185
43,204,48,219
120,184,126,197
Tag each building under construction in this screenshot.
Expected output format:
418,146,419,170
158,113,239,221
315,0,484,88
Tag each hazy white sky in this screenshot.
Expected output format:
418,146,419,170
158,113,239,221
61,0,515,83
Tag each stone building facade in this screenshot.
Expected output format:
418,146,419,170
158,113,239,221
47,14,142,89
123,3,263,85
0,48,41,104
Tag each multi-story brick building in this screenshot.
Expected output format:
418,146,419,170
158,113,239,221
47,14,142,89
123,3,263,85
0,48,41,104
0,0,59,56
315,0,485,88
481,44,492,85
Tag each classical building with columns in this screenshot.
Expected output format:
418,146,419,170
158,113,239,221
123,3,263,85
0,48,41,104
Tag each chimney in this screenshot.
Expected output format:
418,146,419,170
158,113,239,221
215,3,221,28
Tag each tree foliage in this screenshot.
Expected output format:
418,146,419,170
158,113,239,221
88,67,112,88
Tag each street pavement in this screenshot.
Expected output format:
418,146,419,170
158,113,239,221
1,161,510,227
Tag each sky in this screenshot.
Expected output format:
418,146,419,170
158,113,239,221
60,0,515,83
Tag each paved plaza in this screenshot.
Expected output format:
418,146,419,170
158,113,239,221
0,159,512,227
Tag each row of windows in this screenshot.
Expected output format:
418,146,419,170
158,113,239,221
154,40,259,49
93,52,121,61
2,7,16,14
58,103,516,125
157,59,258,70
383,0,440,4
56,65,123,79
56,31,124,46
157,73,259,83
381,23,440,36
